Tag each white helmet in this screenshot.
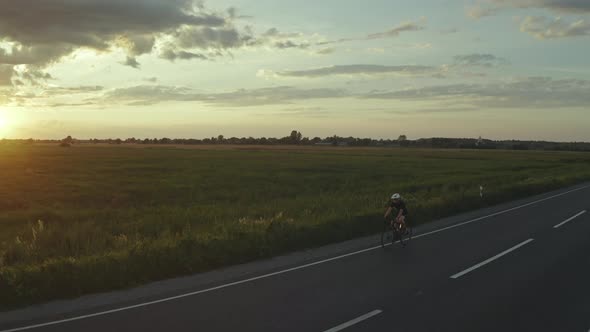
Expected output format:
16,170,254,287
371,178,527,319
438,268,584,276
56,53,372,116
391,193,401,200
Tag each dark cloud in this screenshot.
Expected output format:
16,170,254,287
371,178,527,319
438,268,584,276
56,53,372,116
0,0,228,67
0,0,329,77
363,77,590,108
123,56,141,69
172,26,253,50
160,24,316,60
520,16,590,39
0,44,73,66
275,64,439,78
0,65,14,86
160,49,208,61
13,68,54,86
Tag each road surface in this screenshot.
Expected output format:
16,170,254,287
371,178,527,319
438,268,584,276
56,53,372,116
1,183,589,332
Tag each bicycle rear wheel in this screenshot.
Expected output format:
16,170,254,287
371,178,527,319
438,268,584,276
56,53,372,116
400,224,413,246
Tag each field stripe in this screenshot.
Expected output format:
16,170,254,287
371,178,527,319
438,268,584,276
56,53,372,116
322,310,382,332
553,210,586,229
450,239,535,279
1,184,588,332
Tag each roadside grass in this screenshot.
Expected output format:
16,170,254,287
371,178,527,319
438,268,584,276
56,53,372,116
1,143,590,309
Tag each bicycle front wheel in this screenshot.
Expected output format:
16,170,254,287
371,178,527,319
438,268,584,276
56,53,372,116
381,221,393,248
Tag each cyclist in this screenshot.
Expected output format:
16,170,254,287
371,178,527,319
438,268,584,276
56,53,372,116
384,193,408,229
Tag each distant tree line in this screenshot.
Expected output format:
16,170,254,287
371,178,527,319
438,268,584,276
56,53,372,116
3,131,590,152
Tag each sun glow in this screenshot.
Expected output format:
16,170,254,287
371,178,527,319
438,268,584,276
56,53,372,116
0,111,8,137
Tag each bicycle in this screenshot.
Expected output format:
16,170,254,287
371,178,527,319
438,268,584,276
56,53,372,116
381,217,413,248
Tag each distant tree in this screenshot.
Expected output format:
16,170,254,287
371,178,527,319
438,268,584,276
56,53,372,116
218,135,224,143
289,130,303,144
63,135,73,144
398,135,407,142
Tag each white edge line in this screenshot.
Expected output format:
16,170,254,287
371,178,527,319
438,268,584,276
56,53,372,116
450,239,535,279
322,310,382,332
1,184,589,332
553,210,587,229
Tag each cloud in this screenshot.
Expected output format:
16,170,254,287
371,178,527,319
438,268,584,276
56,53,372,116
316,19,426,45
274,40,310,49
316,47,336,55
0,0,229,68
171,25,253,50
453,54,509,67
265,53,507,80
0,1,371,75
123,56,141,69
466,5,499,19
6,84,105,107
367,21,425,39
144,77,158,83
440,28,459,34
249,27,317,51
490,0,590,13
160,49,208,61
520,16,590,39
261,28,303,39
99,85,348,107
0,88,11,104
11,67,53,86
468,0,590,19
363,77,590,108
274,64,440,78
0,65,14,86
41,86,104,97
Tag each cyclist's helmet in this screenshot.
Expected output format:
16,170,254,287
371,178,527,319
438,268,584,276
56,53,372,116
391,193,401,200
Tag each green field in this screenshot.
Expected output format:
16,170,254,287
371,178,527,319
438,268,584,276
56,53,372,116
1,143,590,309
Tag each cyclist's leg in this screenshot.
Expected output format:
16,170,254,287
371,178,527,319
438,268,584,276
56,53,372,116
398,215,406,227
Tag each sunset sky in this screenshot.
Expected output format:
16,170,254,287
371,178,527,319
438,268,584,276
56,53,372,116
0,0,589,141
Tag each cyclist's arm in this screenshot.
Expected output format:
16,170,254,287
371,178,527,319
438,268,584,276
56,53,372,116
384,206,392,219
396,209,404,219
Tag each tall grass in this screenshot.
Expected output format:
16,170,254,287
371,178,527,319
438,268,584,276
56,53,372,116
1,144,590,309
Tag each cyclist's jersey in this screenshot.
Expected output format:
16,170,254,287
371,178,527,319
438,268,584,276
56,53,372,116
390,199,408,216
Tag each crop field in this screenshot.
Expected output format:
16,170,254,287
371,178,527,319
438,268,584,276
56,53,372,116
1,143,590,309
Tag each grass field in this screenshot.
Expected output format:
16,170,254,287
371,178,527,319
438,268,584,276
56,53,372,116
1,143,590,309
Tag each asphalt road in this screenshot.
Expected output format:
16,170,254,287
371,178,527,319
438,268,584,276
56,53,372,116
1,183,589,332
